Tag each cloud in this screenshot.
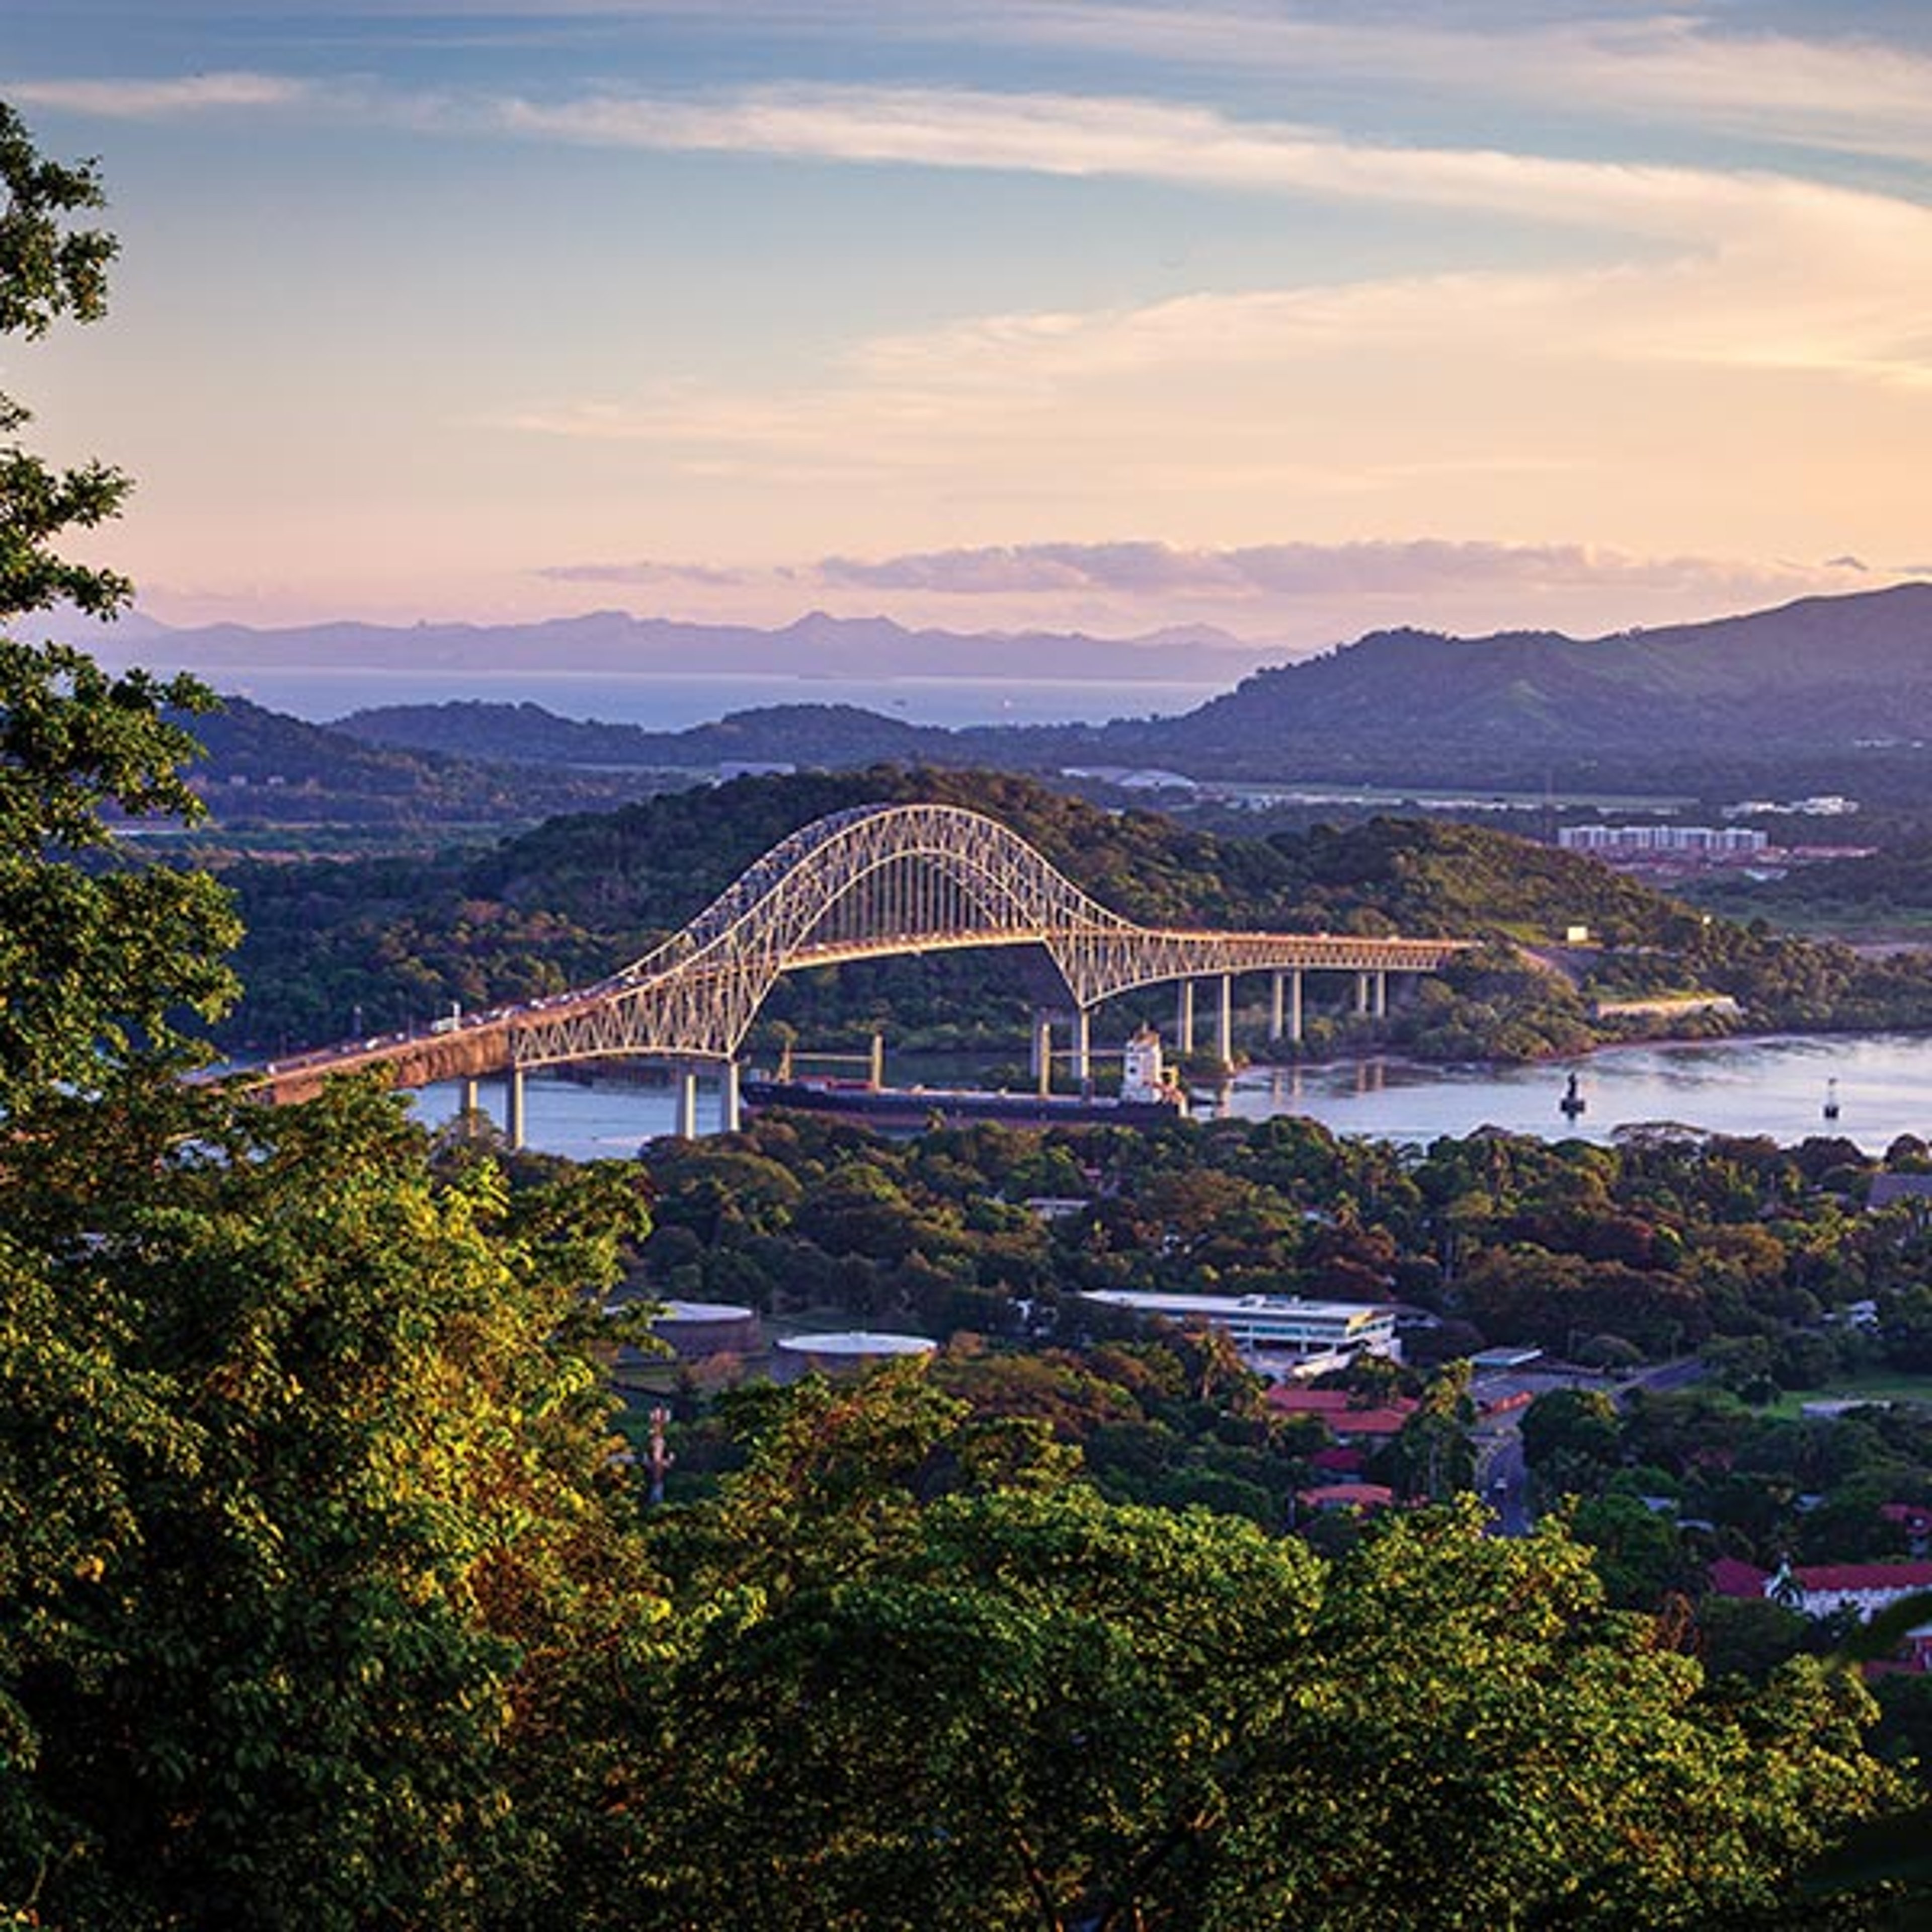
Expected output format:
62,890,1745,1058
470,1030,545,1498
550,539,1868,608
486,80,1810,247
950,6,1932,169
440,82,1932,411
29,8,1932,172
10,72,311,117
536,558,768,589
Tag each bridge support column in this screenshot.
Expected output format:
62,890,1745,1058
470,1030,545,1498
1374,970,1388,1020
675,1066,698,1139
461,1076,480,1124
505,1065,525,1150
1032,1013,1053,1095
1176,981,1195,1053
1072,1009,1091,1088
1267,971,1307,1045
1354,971,1370,1017
1215,975,1233,1067
720,1060,741,1134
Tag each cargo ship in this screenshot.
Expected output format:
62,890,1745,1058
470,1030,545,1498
742,1025,1189,1130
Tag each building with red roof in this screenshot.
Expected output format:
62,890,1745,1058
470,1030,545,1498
1266,1386,1417,1439
1297,1482,1396,1513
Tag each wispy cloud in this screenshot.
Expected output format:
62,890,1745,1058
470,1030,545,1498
538,558,776,590
10,72,311,117
543,539,1869,610
151,3,1929,170
945,6,1932,168
484,80,1814,244
23,62,1902,242
76,72,1832,562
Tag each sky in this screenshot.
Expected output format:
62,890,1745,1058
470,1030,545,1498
9,1,1932,654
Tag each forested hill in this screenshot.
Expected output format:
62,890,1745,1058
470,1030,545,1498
170,695,683,829
1101,582,1932,774
217,765,1919,1056
336,698,953,771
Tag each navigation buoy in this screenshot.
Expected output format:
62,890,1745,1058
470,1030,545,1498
1560,1072,1586,1120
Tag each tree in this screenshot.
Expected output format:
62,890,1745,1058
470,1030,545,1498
0,104,237,1116
0,108,668,1927
638,1380,1905,1930
1,101,124,620
1520,1385,1622,1486
3,1086,660,1927
1569,1492,1695,1608
1377,1359,1476,1502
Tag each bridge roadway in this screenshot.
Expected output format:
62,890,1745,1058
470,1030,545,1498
249,802,1472,1139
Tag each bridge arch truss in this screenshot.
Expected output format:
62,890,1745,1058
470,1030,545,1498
506,802,1468,1071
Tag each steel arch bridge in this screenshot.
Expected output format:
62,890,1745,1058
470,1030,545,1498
257,801,1471,1117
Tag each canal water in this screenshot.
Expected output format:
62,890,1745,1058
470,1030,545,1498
408,1031,1932,1162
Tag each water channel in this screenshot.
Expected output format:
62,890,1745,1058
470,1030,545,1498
407,1030,1932,1162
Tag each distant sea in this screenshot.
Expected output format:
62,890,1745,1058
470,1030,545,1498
184,667,1232,732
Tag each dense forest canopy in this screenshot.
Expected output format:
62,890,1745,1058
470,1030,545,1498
215,763,1932,1063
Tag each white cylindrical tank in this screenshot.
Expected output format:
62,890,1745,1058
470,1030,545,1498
773,1331,937,1383
649,1300,761,1359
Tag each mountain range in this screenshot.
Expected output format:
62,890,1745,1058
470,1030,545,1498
81,606,1263,687
324,583,1932,788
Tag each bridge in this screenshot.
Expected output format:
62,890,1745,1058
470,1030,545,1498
254,802,1472,1140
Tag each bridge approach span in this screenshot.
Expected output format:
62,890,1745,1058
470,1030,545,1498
257,802,1471,1106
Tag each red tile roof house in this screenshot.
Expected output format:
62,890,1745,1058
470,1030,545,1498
1265,1386,1417,1440
1297,1482,1397,1513
1709,1557,1932,1670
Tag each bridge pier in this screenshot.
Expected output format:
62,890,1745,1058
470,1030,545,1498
1072,1009,1091,1088
505,1065,525,1150
675,1066,699,1139
461,1076,480,1122
721,1059,741,1134
1268,969,1304,1045
1354,971,1371,1017
1374,969,1388,1020
1214,975,1233,1067
1031,1009,1052,1091
1176,981,1195,1053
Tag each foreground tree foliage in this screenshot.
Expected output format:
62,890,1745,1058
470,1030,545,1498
1,1087,658,1927
2,103,662,1928
633,1370,1901,1931
0,104,236,1119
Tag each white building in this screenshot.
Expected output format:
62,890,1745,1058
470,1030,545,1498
1559,824,1767,856
1080,1291,1399,1364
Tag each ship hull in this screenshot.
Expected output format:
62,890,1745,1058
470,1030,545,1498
741,1079,1186,1130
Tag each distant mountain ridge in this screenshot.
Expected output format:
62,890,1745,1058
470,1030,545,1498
328,583,1932,785
81,606,1263,686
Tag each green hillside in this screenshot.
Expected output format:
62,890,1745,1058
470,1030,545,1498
171,694,680,837
216,767,1932,1061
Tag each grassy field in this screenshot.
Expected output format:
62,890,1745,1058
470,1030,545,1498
1761,1369,1932,1417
